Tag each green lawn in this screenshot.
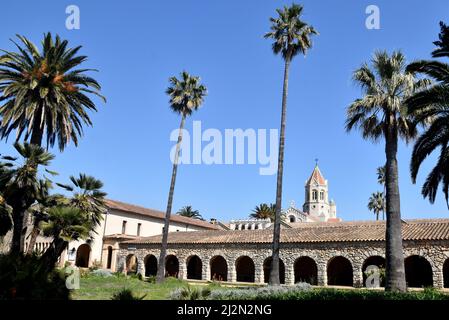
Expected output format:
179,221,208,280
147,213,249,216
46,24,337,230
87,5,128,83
71,274,191,300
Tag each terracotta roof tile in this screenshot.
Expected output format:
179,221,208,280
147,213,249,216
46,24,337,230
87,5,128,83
124,219,449,245
105,199,219,230
307,165,326,185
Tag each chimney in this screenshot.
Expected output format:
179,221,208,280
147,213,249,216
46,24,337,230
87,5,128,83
210,218,217,225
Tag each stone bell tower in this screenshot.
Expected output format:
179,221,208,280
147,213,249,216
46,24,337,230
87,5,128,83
302,163,337,222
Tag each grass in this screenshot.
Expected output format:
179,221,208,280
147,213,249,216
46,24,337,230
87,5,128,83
71,273,449,300
71,274,189,300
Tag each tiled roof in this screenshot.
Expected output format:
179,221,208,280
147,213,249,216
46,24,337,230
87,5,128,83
105,199,219,230
307,165,326,185
124,219,449,245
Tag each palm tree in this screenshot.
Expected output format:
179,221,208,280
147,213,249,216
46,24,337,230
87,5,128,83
368,191,384,221
407,22,449,205
264,3,317,286
40,173,107,266
40,206,91,271
0,33,105,151
250,203,276,221
345,50,429,292
177,206,203,220
0,142,54,254
156,71,207,283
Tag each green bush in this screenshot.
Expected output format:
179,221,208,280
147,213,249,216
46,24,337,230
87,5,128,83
146,275,156,283
208,286,449,300
170,285,211,300
111,288,146,300
0,253,70,300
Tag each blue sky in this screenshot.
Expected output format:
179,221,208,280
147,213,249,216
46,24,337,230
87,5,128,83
1,0,449,222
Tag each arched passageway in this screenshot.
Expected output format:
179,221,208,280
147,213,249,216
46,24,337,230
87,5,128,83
210,255,228,281
165,255,179,278
263,257,285,284
186,255,202,280
294,256,318,285
405,255,433,288
327,256,353,286
362,256,385,287
125,254,138,274
236,256,255,283
144,254,157,277
106,246,113,269
75,244,91,268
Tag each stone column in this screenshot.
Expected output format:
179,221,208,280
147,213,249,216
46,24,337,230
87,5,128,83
203,259,210,281
285,265,295,285
317,263,327,286
353,265,363,288
255,263,265,284
434,270,444,289
178,262,187,280
228,261,236,282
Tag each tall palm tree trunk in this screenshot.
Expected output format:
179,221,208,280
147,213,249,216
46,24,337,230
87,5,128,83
156,113,186,283
270,53,291,286
26,115,43,255
384,117,406,292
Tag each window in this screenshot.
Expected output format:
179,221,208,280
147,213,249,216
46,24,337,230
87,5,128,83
137,223,141,236
320,191,324,200
122,220,127,234
289,216,296,223
234,225,239,230
255,224,259,230
312,190,318,200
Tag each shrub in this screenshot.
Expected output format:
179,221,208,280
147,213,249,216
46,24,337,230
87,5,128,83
91,269,113,277
170,285,211,300
146,275,156,283
111,288,146,300
0,253,69,300
88,260,102,272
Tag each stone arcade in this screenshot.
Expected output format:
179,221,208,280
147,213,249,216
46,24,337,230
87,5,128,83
117,219,449,289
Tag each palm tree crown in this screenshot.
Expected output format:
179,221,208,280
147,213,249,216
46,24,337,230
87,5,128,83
166,71,207,116
346,50,429,141
264,3,318,60
250,203,276,221
177,206,203,220
0,33,105,150
407,22,449,205
368,191,384,221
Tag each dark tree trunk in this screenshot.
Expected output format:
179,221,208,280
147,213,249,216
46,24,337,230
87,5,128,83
41,237,68,272
10,207,26,255
156,114,186,283
270,53,291,286
30,106,44,147
26,217,41,255
384,115,406,292
25,115,43,255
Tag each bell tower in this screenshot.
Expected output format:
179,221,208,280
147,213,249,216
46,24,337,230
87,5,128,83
303,162,336,221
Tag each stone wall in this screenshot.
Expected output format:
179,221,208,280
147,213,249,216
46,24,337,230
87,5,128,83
117,240,449,288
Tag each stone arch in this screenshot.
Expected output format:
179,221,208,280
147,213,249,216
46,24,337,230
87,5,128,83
165,255,179,278
210,255,227,281
327,256,353,286
263,257,285,284
294,256,318,285
144,254,158,277
75,244,91,268
125,254,138,275
443,258,449,288
405,255,433,288
235,256,255,283
186,255,202,280
106,246,113,269
362,256,385,287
